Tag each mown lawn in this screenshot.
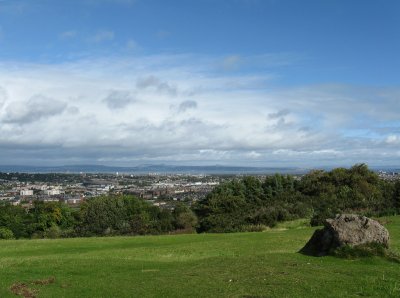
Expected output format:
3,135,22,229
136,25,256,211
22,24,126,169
0,216,399,297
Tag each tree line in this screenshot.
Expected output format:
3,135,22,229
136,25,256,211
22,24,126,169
0,196,197,239
0,164,399,238
194,164,400,232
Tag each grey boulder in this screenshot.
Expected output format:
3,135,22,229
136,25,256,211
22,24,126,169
300,214,390,256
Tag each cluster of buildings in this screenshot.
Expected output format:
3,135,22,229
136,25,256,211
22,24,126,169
1,168,397,209
0,181,84,206
121,180,219,208
378,170,400,181
0,173,222,209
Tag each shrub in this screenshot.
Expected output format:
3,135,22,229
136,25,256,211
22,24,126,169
31,231,45,239
0,227,15,240
44,225,61,239
174,210,198,231
60,228,78,238
310,207,337,226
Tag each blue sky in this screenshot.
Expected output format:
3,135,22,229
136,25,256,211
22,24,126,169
0,0,399,167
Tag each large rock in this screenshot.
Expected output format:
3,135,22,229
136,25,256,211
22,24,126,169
300,214,390,256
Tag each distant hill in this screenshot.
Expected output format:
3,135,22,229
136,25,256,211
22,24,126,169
0,164,397,175
0,164,308,174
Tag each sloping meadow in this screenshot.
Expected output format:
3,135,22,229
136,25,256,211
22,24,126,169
0,216,398,297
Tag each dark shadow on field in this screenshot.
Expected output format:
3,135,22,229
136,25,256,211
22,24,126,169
298,227,332,257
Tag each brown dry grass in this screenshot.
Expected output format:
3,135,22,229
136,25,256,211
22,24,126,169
10,282,37,298
10,277,55,297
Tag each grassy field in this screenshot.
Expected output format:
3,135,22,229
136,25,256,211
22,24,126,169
0,217,399,298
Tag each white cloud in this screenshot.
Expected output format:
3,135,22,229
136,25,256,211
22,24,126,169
136,75,177,96
60,30,77,39
126,39,138,50
268,109,290,119
0,54,398,166
0,86,7,108
2,95,67,124
0,0,30,14
386,135,400,145
178,100,197,113
89,30,114,43
156,30,171,39
103,90,137,109
221,55,241,71
245,151,262,159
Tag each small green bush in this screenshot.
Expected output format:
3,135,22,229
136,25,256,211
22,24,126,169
0,227,15,240
31,231,45,239
59,228,78,238
44,225,61,239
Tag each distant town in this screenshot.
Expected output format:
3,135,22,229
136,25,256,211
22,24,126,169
0,172,229,209
0,167,398,210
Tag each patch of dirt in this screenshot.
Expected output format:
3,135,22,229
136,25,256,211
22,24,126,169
141,269,160,272
10,282,38,298
10,277,56,297
32,277,55,285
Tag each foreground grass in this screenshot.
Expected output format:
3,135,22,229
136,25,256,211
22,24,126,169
0,217,399,297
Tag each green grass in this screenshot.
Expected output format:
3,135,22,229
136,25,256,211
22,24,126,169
274,218,311,230
0,216,399,297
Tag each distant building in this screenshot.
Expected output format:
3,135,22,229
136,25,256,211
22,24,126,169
20,189,33,196
43,198,60,202
12,199,21,206
45,189,61,196
67,198,81,204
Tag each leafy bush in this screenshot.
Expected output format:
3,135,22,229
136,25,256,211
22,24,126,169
0,226,14,239
78,195,180,236
44,225,61,239
173,203,198,231
60,228,78,238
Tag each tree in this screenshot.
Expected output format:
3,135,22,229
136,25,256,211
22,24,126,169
0,204,30,238
173,203,198,231
79,195,129,235
394,181,400,212
78,195,175,236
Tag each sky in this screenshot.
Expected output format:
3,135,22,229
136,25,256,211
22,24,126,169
0,0,399,167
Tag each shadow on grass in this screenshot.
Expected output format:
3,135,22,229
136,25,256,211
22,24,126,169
299,240,400,264
333,243,400,264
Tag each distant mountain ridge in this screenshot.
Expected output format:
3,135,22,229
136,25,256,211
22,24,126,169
0,164,397,175
0,164,308,174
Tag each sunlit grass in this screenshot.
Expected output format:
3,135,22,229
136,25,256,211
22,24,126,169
0,216,399,297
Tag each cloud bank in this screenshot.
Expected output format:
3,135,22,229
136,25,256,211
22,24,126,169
0,54,399,166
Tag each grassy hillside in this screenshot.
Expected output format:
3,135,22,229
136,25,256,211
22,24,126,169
0,217,399,298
